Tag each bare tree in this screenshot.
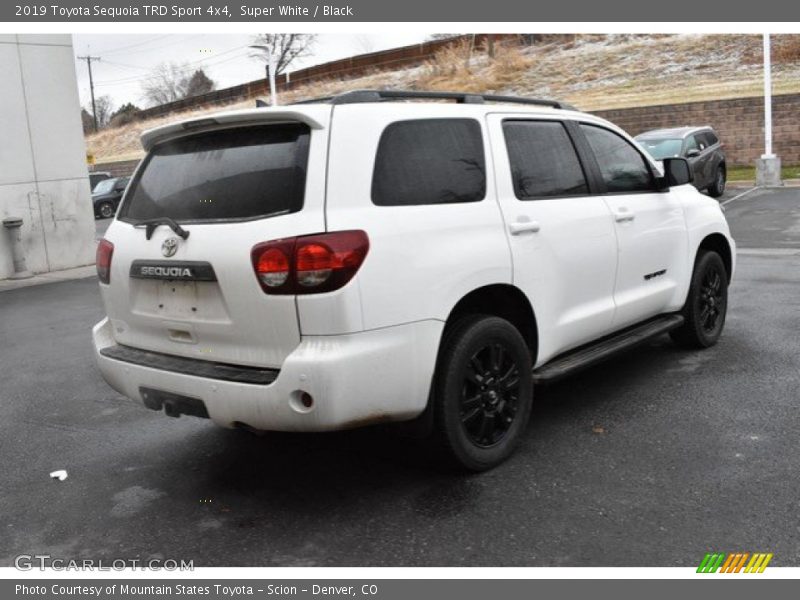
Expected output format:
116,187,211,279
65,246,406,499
90,95,114,129
141,64,217,106
249,34,316,77
141,62,189,106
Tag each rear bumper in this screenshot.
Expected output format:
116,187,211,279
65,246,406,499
99,344,279,385
92,317,443,432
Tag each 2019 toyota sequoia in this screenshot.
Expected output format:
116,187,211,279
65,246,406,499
93,90,735,470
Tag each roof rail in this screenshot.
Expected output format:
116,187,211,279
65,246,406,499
290,89,576,111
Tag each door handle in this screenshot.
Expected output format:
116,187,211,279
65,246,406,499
509,220,541,235
613,209,635,223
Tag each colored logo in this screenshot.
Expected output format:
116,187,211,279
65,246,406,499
697,552,773,573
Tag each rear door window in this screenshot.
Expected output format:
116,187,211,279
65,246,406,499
699,131,719,147
120,124,310,223
502,120,589,199
580,124,655,194
371,119,486,206
684,135,701,154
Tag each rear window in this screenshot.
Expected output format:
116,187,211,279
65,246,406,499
371,119,486,206
120,124,310,223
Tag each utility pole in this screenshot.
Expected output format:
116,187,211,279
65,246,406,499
249,44,278,106
763,33,773,157
756,33,781,187
77,54,101,132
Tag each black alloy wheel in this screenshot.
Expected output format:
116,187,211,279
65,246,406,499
698,264,725,334
670,250,728,348
708,166,726,198
461,342,522,448
430,315,533,471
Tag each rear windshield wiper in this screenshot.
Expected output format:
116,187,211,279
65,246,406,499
133,217,190,240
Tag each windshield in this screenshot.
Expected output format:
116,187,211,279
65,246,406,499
636,137,683,160
92,179,116,194
119,124,310,223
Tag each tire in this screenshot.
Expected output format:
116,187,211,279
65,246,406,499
98,201,115,219
430,315,533,472
670,250,728,349
707,166,726,198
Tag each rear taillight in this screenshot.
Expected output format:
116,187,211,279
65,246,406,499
251,230,369,294
96,239,114,284
253,239,293,289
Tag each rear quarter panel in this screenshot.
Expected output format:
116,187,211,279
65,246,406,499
314,104,513,333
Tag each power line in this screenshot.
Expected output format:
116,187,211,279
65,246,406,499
95,55,250,88
100,59,150,71
102,34,203,57
93,46,252,87
77,55,101,131
100,35,171,55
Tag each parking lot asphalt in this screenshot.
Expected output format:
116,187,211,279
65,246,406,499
2,188,799,567
723,186,800,249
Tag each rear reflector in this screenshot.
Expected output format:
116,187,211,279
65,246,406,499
96,239,114,284
251,230,369,294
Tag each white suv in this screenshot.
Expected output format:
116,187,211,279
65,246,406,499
93,90,735,471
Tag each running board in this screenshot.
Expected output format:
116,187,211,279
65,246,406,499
532,314,684,384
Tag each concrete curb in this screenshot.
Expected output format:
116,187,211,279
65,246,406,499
728,179,800,187
737,248,800,256
0,265,96,292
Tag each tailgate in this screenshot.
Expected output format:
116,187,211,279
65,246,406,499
99,114,329,369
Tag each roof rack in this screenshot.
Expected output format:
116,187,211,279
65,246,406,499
289,89,576,111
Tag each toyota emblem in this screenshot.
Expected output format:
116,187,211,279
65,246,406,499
161,237,179,257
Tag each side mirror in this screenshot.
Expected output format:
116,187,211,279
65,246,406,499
661,157,693,188
686,149,700,158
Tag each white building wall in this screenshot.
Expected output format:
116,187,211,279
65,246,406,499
0,34,95,279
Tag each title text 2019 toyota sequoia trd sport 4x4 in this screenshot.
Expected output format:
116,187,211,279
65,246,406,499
93,90,735,470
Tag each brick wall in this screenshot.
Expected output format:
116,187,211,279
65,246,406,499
595,94,800,166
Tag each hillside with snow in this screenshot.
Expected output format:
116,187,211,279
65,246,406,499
86,34,800,163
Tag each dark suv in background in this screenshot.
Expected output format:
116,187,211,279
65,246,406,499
89,171,111,191
635,127,726,197
92,176,130,219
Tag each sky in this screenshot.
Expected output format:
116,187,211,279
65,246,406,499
72,33,429,111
